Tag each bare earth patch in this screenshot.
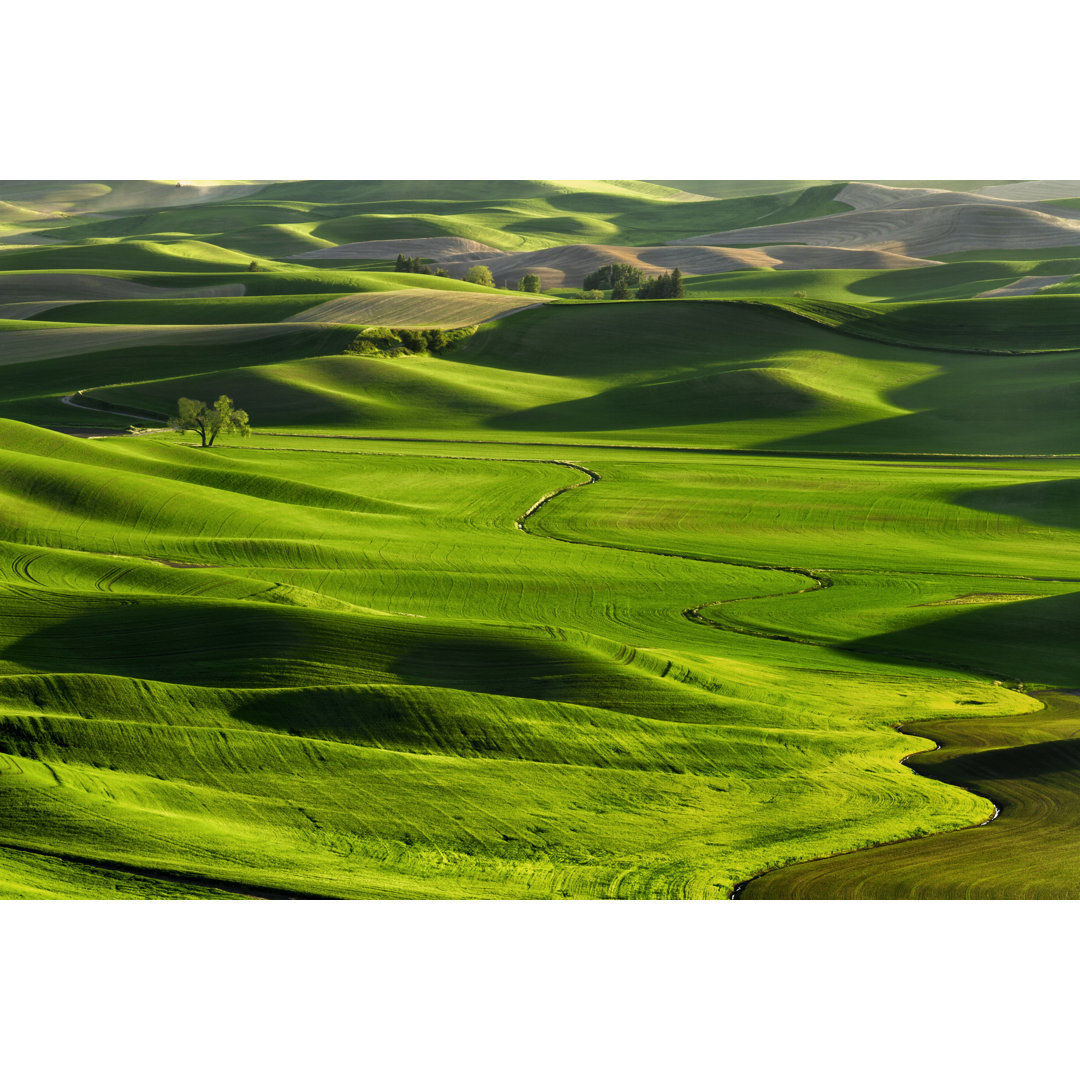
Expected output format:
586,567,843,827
283,290,546,328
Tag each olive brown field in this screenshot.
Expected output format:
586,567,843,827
3,179,1080,899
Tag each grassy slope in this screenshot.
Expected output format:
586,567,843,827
22,271,518,325
0,239,299,273
14,296,1080,455
5,181,855,258
7,180,1080,900
682,259,1080,302
2,422,1053,898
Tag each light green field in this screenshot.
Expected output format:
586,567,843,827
5,179,1080,900
5,421,1061,898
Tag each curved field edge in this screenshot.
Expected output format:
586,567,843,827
737,691,1080,899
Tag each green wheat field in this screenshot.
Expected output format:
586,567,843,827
4,178,1080,899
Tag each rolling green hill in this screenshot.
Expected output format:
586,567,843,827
6,179,1080,900
1,420,1051,898
1,180,856,260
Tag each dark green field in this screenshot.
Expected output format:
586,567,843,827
3,179,1080,898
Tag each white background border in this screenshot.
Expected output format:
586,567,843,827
5,1,1079,1074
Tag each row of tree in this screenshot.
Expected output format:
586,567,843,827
634,268,684,299
347,325,477,357
581,263,685,299
394,254,449,276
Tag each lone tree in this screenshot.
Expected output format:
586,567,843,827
464,265,495,288
170,395,251,447
518,273,542,293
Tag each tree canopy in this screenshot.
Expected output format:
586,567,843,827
464,265,495,288
636,268,684,299
170,395,251,447
583,263,647,292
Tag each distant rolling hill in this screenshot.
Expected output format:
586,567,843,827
7,178,1080,901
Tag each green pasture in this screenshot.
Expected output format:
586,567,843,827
0,238,300,273
7,178,1080,899
682,259,1080,302
0,266,506,297
20,271,515,324
10,295,1080,457
544,456,1080,684
8,420,1073,898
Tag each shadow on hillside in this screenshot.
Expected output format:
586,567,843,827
755,349,1080,454
487,366,816,432
390,635,610,700
386,635,684,718
917,736,1080,787
952,477,1080,533
843,263,1017,302
459,302,860,377
1,602,325,687
836,588,1080,687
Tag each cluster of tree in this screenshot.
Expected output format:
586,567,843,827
582,263,648,293
347,325,477,357
394,254,448,277
635,268,684,299
517,273,541,293
170,395,250,447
